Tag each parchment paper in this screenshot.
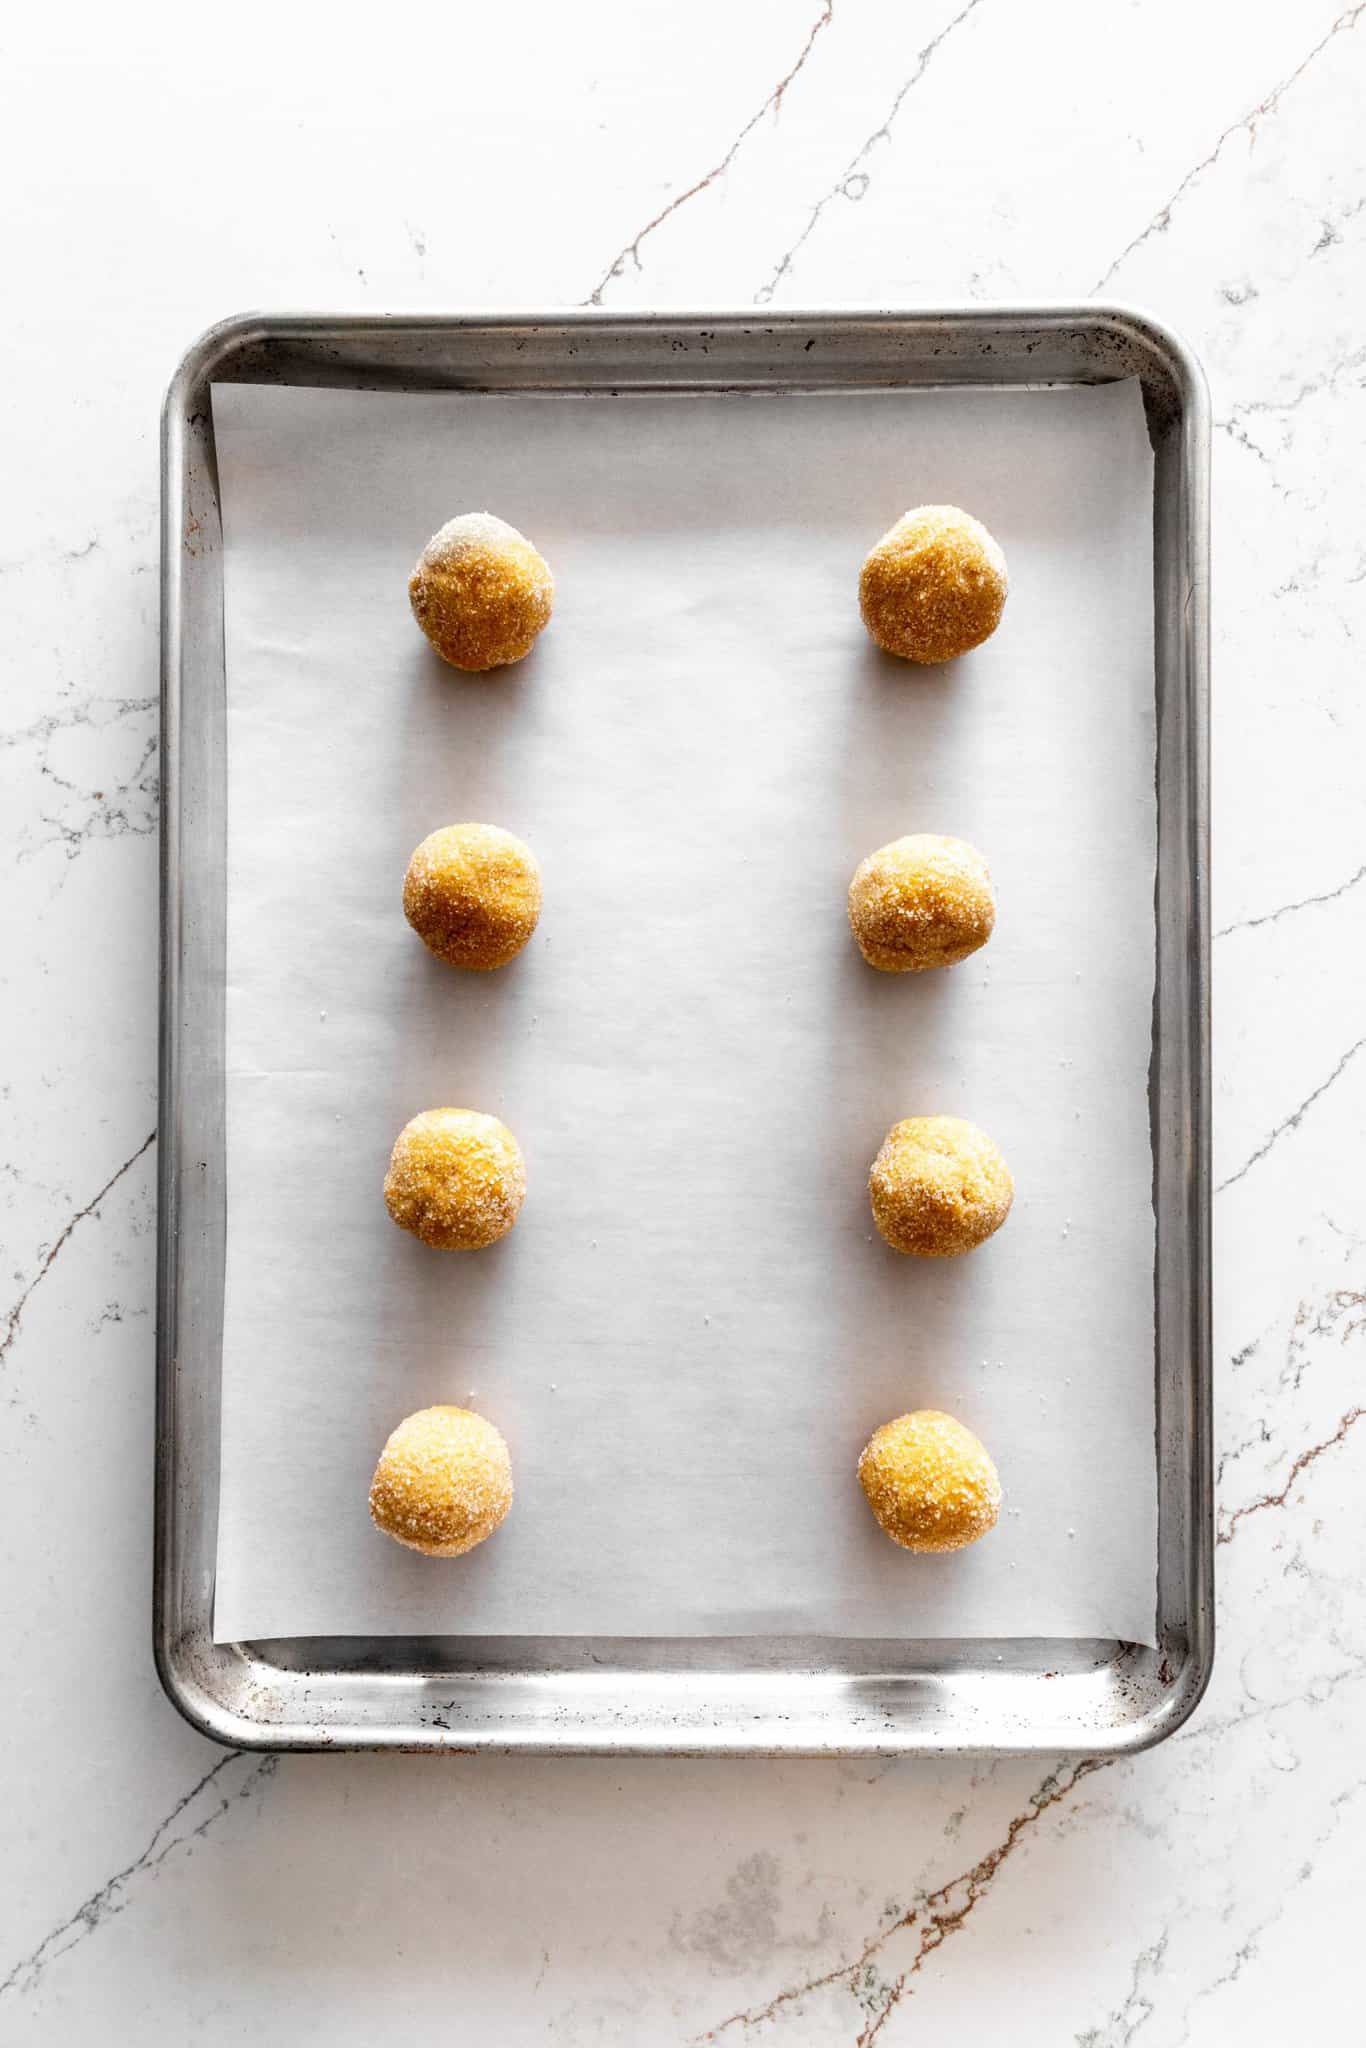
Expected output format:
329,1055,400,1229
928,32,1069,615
211,378,1157,1645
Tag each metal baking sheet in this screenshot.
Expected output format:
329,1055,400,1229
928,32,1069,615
157,308,1211,1754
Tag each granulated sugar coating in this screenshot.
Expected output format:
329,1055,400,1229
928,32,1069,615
859,504,1007,663
403,822,542,971
848,833,995,973
869,1115,1013,1257
858,1409,1001,1553
369,1405,513,1556
384,1108,525,1250
408,511,554,671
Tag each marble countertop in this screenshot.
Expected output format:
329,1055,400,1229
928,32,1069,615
3,1,1362,2038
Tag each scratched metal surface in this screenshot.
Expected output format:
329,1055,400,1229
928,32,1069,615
156,307,1210,1754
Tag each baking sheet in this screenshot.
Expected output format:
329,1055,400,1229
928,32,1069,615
210,378,1157,1646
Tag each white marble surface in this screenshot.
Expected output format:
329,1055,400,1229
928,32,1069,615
1,0,1362,2038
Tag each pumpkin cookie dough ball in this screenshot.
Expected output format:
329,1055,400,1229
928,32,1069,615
384,1108,525,1250
858,1409,1001,1553
848,833,994,973
404,823,542,971
369,1405,513,1556
859,505,1007,663
869,1115,1012,1257
409,512,554,671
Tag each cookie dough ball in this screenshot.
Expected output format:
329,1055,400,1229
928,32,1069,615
858,1410,1001,1553
869,1115,1012,1257
384,1108,525,1250
859,505,1007,664
404,823,542,971
409,512,554,671
369,1405,513,1556
848,834,995,973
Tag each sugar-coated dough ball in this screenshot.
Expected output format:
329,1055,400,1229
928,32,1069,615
384,1108,525,1250
869,1115,1012,1257
859,505,1007,663
409,512,554,671
848,833,994,973
369,1405,513,1556
858,1409,1001,1553
404,823,542,971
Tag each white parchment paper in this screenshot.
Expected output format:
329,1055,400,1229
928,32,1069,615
211,378,1157,1645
